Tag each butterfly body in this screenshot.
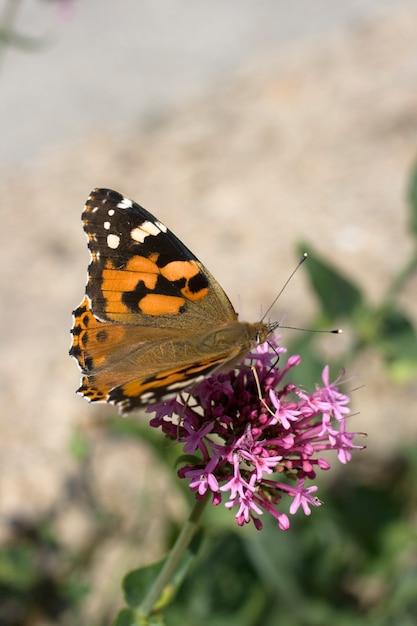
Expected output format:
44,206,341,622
70,188,275,414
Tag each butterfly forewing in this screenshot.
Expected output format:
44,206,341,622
83,188,237,328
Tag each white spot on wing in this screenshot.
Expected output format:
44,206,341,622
167,376,204,392
130,220,162,243
107,233,120,249
104,221,110,230
139,392,155,403
108,209,115,216
117,197,133,209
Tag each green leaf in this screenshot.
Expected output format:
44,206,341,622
123,559,166,609
123,533,201,613
165,532,265,626
298,244,364,321
0,28,48,51
112,607,164,626
112,608,139,626
0,546,36,588
375,307,417,382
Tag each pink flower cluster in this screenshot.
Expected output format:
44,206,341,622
147,335,361,530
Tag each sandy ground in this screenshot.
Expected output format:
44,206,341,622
1,3,417,620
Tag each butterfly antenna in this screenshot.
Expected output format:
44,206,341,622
260,252,308,323
261,252,342,334
278,325,342,334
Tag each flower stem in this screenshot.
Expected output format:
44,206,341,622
139,495,209,617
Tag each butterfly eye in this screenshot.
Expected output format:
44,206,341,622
255,323,276,345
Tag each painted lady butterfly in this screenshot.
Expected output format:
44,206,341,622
70,189,277,414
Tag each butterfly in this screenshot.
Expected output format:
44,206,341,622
70,188,277,414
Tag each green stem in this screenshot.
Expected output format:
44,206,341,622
139,495,209,617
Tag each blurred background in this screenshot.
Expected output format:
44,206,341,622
1,1,417,624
